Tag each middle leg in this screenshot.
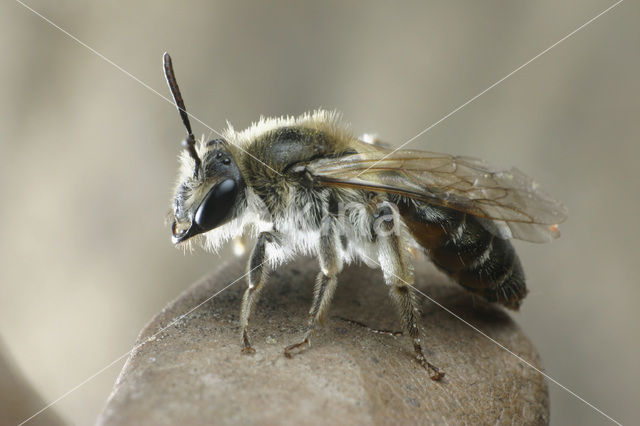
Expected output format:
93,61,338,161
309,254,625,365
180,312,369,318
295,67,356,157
284,201,342,358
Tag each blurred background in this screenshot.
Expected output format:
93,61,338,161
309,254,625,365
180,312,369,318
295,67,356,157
1,0,638,424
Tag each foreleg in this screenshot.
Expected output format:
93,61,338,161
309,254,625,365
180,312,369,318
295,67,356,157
240,231,275,354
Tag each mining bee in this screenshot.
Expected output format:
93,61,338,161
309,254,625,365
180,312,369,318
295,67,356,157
163,53,567,380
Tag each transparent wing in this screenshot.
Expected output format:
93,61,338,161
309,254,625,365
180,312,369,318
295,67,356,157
301,144,568,243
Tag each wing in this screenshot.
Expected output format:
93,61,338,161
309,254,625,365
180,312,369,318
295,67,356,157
299,142,568,243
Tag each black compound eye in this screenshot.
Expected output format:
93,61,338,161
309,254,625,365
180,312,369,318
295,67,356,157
194,179,238,231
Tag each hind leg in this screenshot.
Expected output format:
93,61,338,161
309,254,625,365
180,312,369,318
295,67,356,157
375,202,444,380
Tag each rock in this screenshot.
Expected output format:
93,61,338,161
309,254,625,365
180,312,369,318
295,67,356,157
97,256,549,425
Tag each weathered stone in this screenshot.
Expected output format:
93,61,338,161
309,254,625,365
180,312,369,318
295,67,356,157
98,256,549,425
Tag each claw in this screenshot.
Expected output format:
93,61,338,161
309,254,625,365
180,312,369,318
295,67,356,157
415,352,444,381
241,345,256,355
241,328,256,354
430,370,445,381
283,337,310,358
418,356,444,381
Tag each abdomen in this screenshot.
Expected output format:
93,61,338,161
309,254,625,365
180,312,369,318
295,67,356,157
398,199,527,309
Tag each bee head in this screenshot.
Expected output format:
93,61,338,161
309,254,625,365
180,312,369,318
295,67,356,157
164,53,246,245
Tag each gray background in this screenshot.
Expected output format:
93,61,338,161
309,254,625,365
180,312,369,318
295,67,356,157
1,1,637,424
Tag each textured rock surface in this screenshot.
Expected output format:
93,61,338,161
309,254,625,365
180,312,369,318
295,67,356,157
97,256,549,425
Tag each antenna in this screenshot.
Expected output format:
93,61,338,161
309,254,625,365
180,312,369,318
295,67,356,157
163,52,201,175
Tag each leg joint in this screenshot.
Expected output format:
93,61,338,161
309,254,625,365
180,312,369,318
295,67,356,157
373,201,398,235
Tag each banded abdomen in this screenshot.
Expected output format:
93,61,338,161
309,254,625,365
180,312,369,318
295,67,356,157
398,199,527,309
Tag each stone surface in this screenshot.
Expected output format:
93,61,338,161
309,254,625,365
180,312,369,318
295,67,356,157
97,256,549,425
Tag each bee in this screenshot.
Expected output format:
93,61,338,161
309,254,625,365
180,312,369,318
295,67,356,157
163,53,567,381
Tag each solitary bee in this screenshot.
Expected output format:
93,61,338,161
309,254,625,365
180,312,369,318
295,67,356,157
164,54,566,380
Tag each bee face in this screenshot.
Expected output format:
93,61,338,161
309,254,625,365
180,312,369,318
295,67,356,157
171,139,246,244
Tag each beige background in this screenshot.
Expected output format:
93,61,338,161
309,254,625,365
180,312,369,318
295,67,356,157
1,1,638,424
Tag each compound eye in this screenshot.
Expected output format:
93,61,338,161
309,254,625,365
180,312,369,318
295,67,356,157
194,179,238,232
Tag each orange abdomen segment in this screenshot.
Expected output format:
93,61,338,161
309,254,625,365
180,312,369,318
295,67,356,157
399,200,527,310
